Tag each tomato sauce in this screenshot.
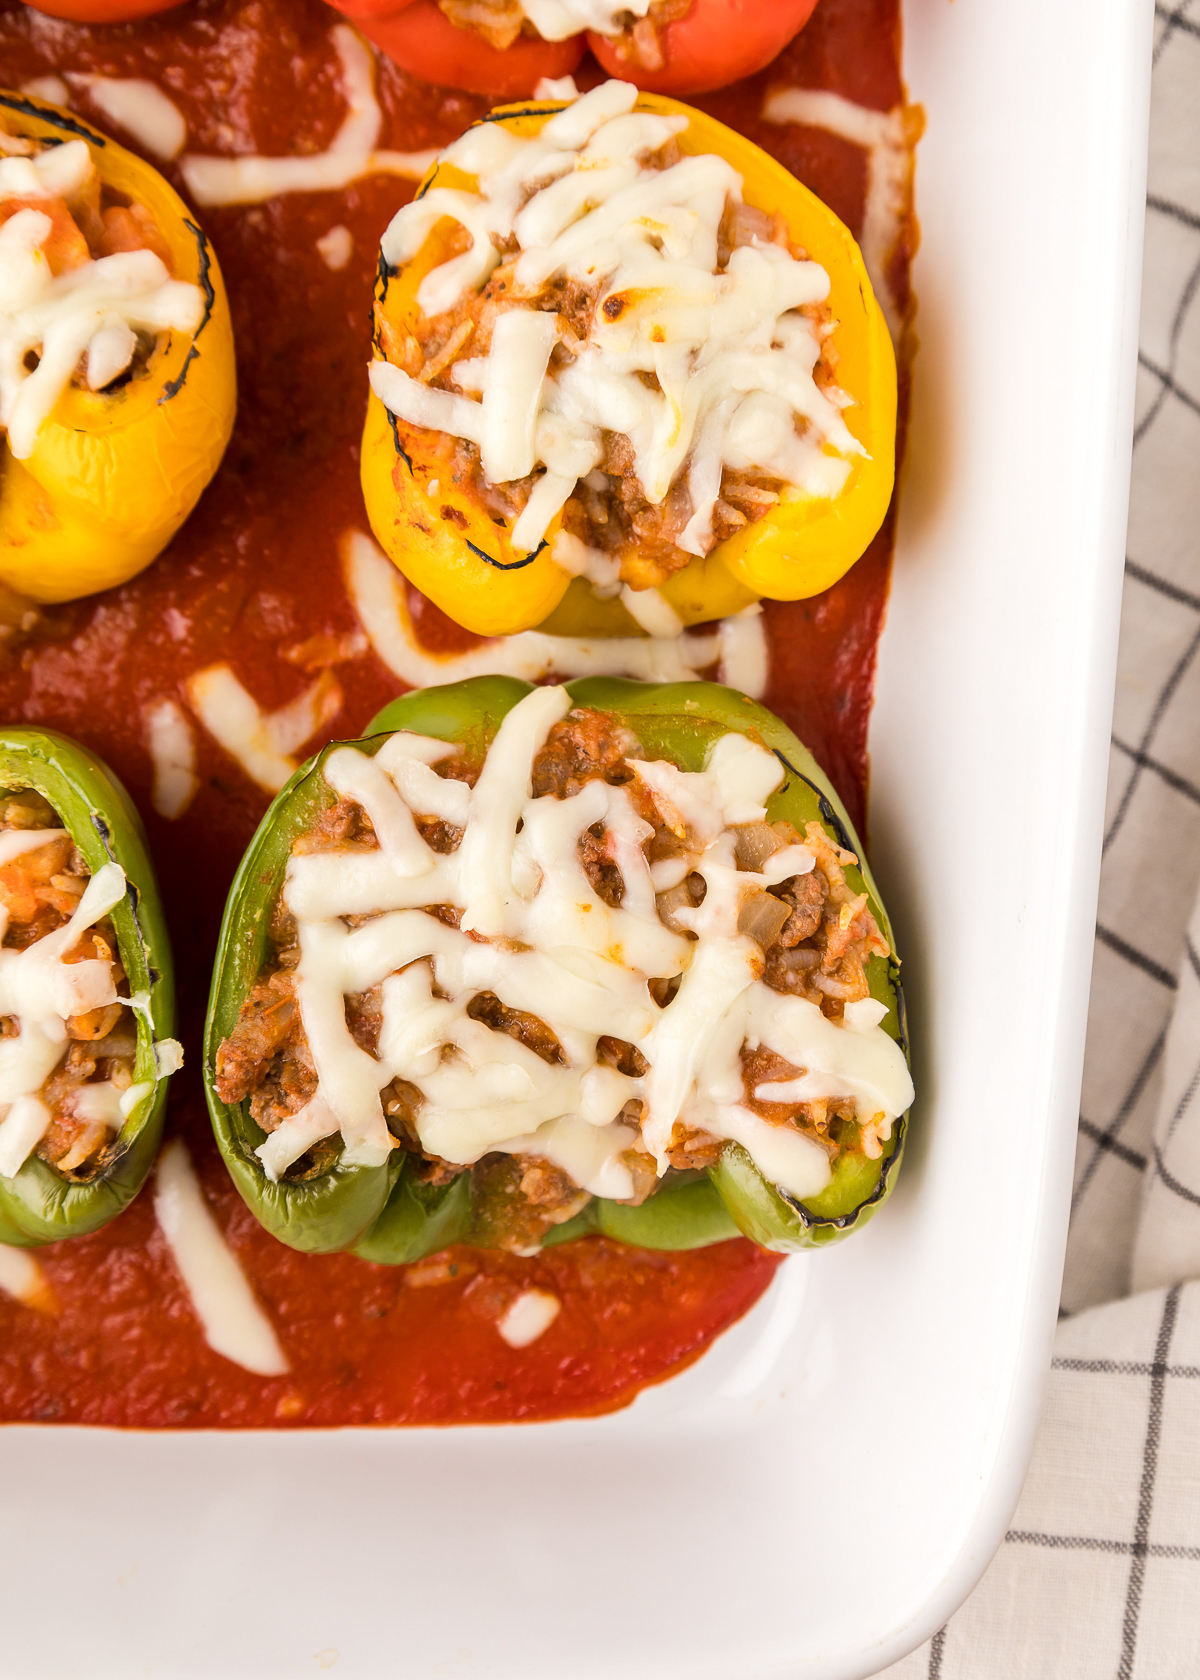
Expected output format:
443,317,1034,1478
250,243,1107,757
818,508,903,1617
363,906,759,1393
0,0,910,1426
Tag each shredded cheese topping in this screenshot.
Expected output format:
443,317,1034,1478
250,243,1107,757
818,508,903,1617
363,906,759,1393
0,138,204,460
1,862,121,1176
316,224,354,272
146,698,198,821
371,78,864,558
497,1288,561,1346
506,0,652,40
259,687,912,1209
20,78,69,108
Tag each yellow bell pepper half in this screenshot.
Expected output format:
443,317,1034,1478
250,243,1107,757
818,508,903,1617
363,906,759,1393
0,91,236,604
362,91,897,639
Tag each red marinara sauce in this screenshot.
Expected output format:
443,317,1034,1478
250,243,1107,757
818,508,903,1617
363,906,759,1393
0,0,912,1427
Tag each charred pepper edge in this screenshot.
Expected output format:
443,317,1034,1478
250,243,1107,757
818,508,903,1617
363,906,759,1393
0,729,177,1246
0,90,107,145
204,676,911,1259
156,220,217,406
466,538,545,570
773,750,857,856
778,1113,906,1231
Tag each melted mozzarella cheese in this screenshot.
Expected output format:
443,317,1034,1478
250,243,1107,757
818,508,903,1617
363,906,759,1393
70,75,187,161
0,154,205,458
179,27,436,206
497,1288,560,1348
146,698,198,820
761,88,911,344
0,861,125,1176
0,828,67,867
262,686,912,1209
521,1,653,39
343,528,769,696
0,851,183,1177
154,1139,290,1376
316,224,353,271
0,1242,55,1311
187,664,342,794
376,80,863,555
19,77,68,107
749,984,914,1121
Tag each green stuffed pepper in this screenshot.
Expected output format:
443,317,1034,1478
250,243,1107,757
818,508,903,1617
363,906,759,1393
205,676,911,1261
0,729,179,1245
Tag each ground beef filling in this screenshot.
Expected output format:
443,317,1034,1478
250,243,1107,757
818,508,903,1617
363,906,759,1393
379,155,839,592
215,709,893,1246
0,789,135,1178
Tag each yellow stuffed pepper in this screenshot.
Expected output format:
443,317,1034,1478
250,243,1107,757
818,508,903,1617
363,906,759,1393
0,90,236,604
362,78,895,640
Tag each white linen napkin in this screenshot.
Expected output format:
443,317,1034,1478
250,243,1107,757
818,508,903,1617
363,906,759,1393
879,7,1200,1673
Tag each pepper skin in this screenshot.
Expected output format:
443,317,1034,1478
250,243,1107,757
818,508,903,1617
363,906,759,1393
205,676,908,1259
0,91,236,604
20,1,181,20
352,2,587,102
336,0,816,101
588,0,821,97
361,92,896,639
0,729,177,1245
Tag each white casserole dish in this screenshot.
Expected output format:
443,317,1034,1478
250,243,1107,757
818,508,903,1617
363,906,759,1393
0,0,1152,1673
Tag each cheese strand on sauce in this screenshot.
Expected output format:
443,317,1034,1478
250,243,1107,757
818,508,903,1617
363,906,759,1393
343,527,767,696
512,1,654,41
179,28,436,207
154,1138,290,1377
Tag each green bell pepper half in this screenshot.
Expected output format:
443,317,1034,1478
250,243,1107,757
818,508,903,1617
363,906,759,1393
0,728,176,1245
204,675,908,1260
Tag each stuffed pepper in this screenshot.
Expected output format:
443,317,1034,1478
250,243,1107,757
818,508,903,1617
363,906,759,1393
340,2,820,102
0,728,179,1246
0,90,236,604
205,675,911,1261
362,79,896,639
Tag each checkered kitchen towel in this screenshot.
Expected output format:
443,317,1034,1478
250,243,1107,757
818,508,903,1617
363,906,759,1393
881,9,1200,1676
